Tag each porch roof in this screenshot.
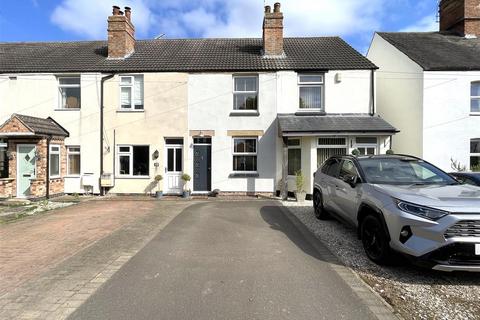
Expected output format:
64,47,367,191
0,114,69,138
277,114,398,136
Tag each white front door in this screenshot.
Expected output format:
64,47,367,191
164,140,183,194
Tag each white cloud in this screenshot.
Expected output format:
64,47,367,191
51,0,433,43
51,0,154,39
400,14,439,32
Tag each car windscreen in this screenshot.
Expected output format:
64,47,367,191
358,158,458,185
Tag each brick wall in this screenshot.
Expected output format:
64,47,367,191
107,14,135,58
440,0,480,36
0,137,66,198
263,4,284,56
0,117,31,134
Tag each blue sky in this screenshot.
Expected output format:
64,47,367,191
0,0,439,53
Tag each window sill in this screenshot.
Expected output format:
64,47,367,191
115,176,150,179
0,178,14,181
470,113,480,116
54,108,81,111
229,111,260,117
49,176,62,180
229,172,259,178
117,109,145,113
295,109,326,116
65,175,81,178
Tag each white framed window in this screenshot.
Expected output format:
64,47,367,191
117,145,149,177
355,137,378,156
120,75,144,110
58,76,81,109
298,74,324,110
233,76,258,111
67,146,81,176
471,139,480,170
287,138,301,176
232,137,257,172
49,145,61,178
471,82,480,113
0,140,8,179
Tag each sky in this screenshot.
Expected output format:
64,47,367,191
0,0,439,54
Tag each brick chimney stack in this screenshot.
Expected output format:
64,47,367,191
263,2,284,57
440,0,480,37
108,5,135,59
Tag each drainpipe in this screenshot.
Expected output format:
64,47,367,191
100,74,114,196
370,69,375,116
46,135,51,200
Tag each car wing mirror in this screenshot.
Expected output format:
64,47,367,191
343,175,358,188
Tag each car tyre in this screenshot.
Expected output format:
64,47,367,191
313,190,329,220
360,214,392,265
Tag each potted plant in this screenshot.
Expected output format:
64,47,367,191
386,149,395,155
351,149,361,156
154,175,163,199
295,171,306,202
181,173,191,198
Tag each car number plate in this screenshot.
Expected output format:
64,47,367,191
476,244,480,256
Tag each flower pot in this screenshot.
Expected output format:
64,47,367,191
295,191,306,202
182,190,191,198
155,191,163,199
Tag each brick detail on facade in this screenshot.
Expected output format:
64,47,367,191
263,3,284,57
0,117,31,134
440,0,480,37
107,6,135,59
0,138,67,199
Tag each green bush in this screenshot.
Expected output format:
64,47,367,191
154,175,163,182
181,174,191,182
295,171,305,192
471,165,480,172
351,149,360,156
386,149,394,155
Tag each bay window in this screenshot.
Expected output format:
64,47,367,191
120,75,144,110
233,76,258,111
298,74,324,110
117,145,149,177
233,138,257,172
49,145,60,178
58,77,81,109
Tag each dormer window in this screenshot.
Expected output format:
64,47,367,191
58,77,81,109
233,76,258,111
298,74,324,111
471,82,480,113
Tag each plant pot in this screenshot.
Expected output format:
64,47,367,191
295,191,307,202
182,190,191,199
155,191,163,199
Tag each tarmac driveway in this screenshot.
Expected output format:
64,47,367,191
69,200,382,320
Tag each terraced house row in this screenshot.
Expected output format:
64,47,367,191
5,1,477,200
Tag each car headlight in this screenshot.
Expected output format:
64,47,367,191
395,200,449,221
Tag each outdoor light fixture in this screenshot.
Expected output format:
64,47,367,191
153,150,159,160
6,151,13,160
35,150,41,161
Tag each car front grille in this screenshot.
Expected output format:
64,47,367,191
445,220,480,238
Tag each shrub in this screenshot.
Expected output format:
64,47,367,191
295,171,305,192
154,175,163,182
351,149,360,156
181,174,191,182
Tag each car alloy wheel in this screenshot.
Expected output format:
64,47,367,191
361,215,391,264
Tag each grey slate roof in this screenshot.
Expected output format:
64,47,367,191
0,37,376,73
378,32,480,71
278,114,398,134
14,114,69,137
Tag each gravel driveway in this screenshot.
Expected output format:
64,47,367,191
283,200,480,320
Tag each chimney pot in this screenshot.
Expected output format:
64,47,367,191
112,5,120,15
274,2,281,13
265,5,271,13
119,10,124,15
125,6,131,20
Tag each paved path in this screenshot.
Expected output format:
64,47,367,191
70,200,379,320
0,200,193,320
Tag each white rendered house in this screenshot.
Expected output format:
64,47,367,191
367,0,480,172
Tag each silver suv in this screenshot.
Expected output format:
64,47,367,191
313,155,480,272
